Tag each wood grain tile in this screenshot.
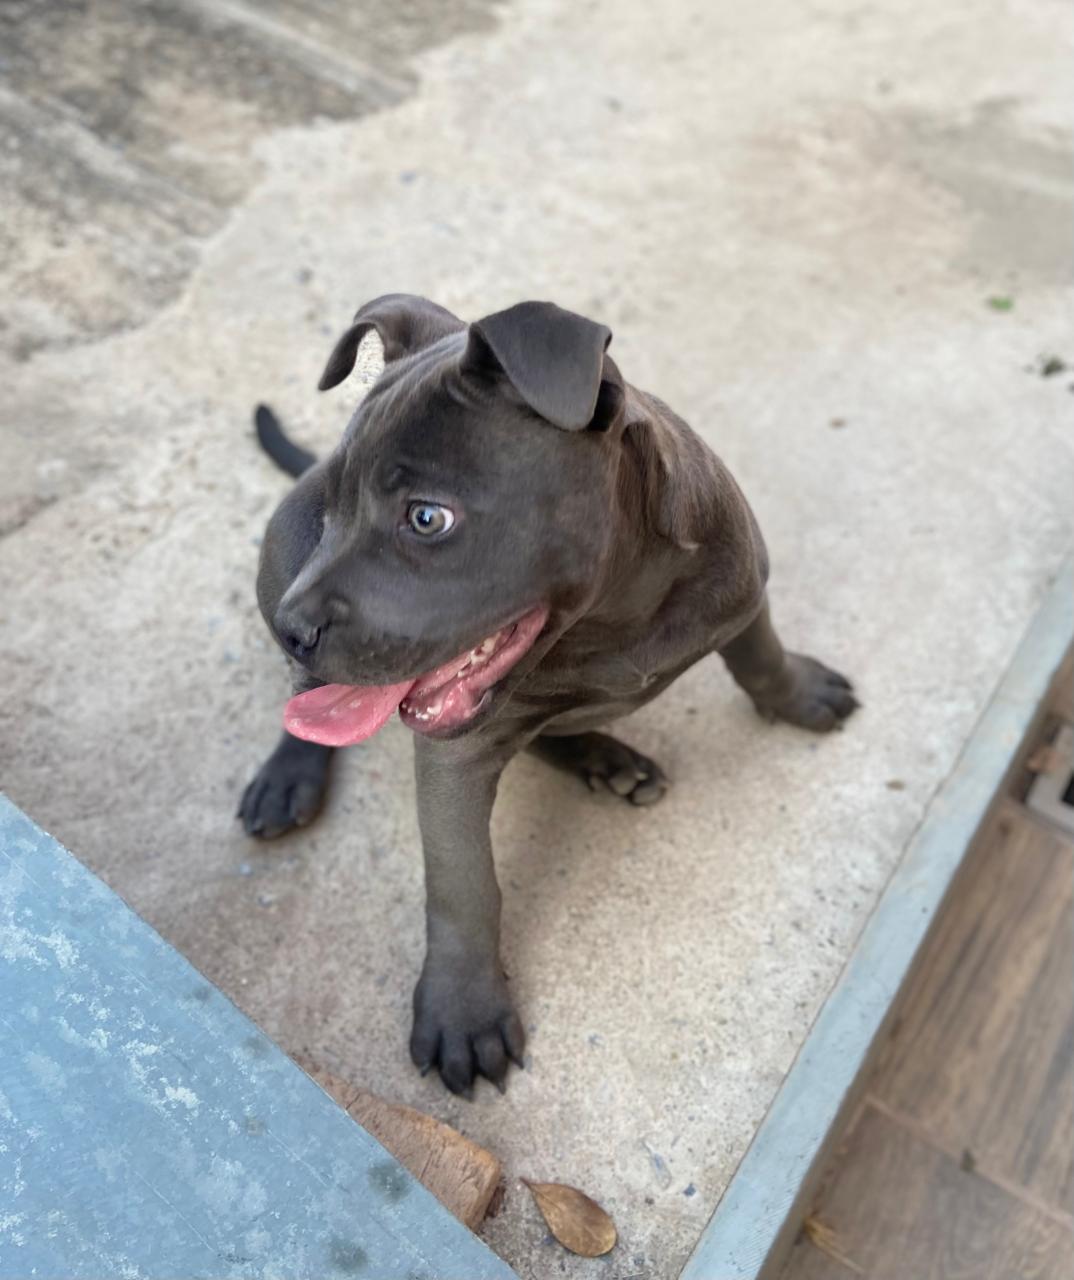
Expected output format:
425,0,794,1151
872,806,1073,1209
811,1105,1072,1280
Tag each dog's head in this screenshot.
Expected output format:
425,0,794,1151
266,294,628,743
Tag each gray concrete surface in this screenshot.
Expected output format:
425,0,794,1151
1,1,1071,1277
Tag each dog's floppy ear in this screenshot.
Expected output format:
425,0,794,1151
463,301,616,431
318,294,465,391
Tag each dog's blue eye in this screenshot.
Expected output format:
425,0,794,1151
407,502,455,537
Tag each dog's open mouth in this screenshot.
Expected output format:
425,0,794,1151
283,606,549,745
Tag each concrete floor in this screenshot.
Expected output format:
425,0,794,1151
1,1,1071,1276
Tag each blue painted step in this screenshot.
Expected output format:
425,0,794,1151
0,794,516,1280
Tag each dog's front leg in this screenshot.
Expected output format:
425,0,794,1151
410,735,525,1097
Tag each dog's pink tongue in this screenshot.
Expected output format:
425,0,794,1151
284,681,415,747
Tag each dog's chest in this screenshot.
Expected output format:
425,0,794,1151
531,653,694,736
529,621,715,733
526,571,757,733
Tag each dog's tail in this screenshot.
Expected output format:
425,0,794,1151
254,404,317,478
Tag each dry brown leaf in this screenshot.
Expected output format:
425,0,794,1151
522,1179,617,1257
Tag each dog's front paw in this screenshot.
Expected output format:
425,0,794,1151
238,733,333,838
755,653,859,732
410,961,525,1097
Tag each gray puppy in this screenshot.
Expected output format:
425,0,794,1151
240,294,857,1096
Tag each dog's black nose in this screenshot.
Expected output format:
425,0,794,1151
276,611,322,662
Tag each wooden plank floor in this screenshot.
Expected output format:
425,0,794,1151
781,659,1074,1280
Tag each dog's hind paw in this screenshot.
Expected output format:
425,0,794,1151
755,653,859,733
238,732,333,838
531,731,669,806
